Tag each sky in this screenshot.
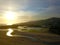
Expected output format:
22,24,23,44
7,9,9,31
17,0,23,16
0,0,60,24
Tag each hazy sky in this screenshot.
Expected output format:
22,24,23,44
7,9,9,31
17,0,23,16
0,0,60,24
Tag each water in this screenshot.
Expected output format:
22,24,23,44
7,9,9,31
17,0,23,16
0,28,39,41
0,27,60,45
0,27,42,39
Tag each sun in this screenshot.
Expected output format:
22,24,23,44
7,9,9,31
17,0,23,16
4,11,15,20
3,11,17,25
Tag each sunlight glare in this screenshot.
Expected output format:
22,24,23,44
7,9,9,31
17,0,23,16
4,11,15,20
7,23,13,25
6,28,13,36
3,11,17,25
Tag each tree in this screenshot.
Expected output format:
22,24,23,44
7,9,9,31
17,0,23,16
49,21,60,34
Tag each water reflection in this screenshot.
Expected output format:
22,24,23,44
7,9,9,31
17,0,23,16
6,28,38,41
6,28,13,36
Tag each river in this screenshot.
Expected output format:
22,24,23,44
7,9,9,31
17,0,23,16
0,27,60,45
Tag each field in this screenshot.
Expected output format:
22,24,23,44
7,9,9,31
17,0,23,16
0,29,60,45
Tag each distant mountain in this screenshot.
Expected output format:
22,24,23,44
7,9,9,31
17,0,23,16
18,17,60,34
0,17,60,29
0,17,60,34
16,17,60,27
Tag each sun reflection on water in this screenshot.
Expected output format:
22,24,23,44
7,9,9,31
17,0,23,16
6,28,37,41
6,28,13,36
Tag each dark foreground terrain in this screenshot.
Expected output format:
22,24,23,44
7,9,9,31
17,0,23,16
0,30,60,45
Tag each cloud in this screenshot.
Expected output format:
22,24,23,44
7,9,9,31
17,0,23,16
0,0,60,24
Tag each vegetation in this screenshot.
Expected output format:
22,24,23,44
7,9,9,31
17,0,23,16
49,18,60,34
28,28,49,33
19,17,60,34
0,17,60,34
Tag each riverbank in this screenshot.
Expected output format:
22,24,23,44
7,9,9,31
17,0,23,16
0,30,60,45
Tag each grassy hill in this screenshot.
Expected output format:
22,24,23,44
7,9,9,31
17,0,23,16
16,17,60,28
0,17,60,34
17,17,60,34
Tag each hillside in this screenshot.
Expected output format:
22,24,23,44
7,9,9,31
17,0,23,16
0,17,60,34
0,17,60,28
16,17,60,27
18,17,60,34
